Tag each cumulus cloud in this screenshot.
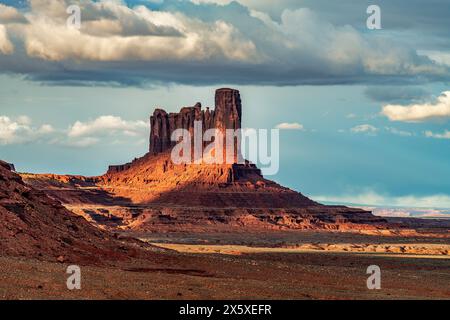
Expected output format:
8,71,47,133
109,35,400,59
190,0,233,5
17,0,258,62
0,24,14,54
50,114,148,148
275,122,304,130
0,0,448,86
0,4,27,24
248,7,446,78
382,91,450,122
0,114,148,147
350,124,378,135
424,130,450,139
0,115,54,145
419,50,450,67
67,115,147,138
16,115,32,126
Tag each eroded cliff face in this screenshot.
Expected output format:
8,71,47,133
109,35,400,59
149,88,242,157
19,88,394,232
98,88,316,207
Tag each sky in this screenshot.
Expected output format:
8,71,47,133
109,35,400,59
0,0,449,210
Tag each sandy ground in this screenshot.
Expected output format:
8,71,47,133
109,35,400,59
140,230,450,257
1,231,449,300
150,243,450,259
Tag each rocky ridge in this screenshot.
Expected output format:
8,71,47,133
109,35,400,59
0,160,150,264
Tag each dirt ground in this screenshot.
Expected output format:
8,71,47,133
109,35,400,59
1,231,449,300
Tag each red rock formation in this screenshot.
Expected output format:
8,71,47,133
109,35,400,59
214,88,242,133
2,162,15,171
21,89,394,232
0,160,147,264
148,88,242,161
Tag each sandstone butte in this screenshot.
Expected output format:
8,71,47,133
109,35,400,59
18,88,396,233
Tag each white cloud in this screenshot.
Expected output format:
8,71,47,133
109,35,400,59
350,124,378,135
0,4,27,24
0,116,54,145
275,122,304,130
18,0,258,62
258,8,445,76
0,114,147,147
419,50,450,67
385,126,413,137
382,91,450,122
425,130,450,139
313,191,450,209
190,0,233,5
16,115,32,126
0,1,447,86
0,25,14,54
68,115,147,138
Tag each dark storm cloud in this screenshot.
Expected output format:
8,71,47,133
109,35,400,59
364,86,432,104
224,0,450,35
0,0,449,87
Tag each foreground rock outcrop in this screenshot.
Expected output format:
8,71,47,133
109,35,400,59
0,160,149,264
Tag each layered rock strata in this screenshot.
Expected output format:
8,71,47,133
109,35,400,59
20,88,393,232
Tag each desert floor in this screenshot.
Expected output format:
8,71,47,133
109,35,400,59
1,231,449,300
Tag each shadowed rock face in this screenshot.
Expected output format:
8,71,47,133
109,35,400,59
0,161,144,264
1,162,15,171
149,88,242,156
214,88,242,133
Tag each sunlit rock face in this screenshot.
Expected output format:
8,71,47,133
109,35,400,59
149,88,242,157
19,89,390,232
